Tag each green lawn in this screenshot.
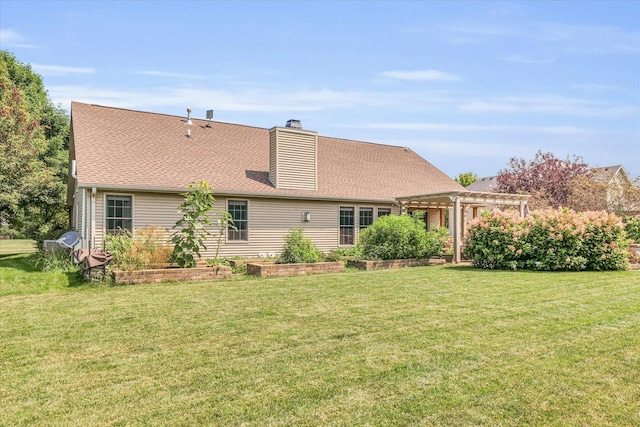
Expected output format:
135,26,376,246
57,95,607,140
0,239,36,255
1,256,638,426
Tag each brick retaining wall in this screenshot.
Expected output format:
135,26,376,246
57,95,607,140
113,265,232,284
346,258,443,270
247,262,344,277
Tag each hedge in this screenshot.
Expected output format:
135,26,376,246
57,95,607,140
464,208,629,271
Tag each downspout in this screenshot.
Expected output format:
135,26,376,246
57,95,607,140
81,189,87,249
90,187,96,249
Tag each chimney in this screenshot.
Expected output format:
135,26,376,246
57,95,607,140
269,122,317,191
286,119,302,130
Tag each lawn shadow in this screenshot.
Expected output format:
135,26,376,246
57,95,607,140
0,253,87,289
0,253,40,272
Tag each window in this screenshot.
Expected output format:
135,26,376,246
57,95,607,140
228,200,248,241
106,195,132,235
359,208,374,231
377,208,391,218
340,207,354,245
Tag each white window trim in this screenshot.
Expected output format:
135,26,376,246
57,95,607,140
104,192,135,237
357,206,375,243
377,207,392,218
358,206,375,228
226,199,250,244
338,205,355,247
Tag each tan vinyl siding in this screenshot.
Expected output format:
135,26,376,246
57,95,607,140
72,188,84,233
269,127,317,191
131,192,180,244
95,191,104,248
269,130,277,186
93,190,398,257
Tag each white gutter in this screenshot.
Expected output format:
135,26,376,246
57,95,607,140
75,183,398,205
81,189,87,249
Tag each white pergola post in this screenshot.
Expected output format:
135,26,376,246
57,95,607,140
519,200,527,218
453,196,461,263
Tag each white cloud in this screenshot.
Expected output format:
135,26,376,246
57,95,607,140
346,122,588,135
134,70,206,80
0,28,39,49
48,81,639,124
381,69,460,82
406,139,532,160
499,55,556,64
445,22,640,55
458,94,640,118
47,85,398,114
31,64,96,76
569,83,630,94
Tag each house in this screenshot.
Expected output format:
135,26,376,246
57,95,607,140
470,166,637,214
67,102,528,262
590,165,638,215
466,176,498,192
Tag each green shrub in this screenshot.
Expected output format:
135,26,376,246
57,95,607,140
624,216,640,243
325,247,361,262
278,229,323,264
464,208,629,271
105,226,173,271
357,215,445,260
34,247,77,272
104,230,134,270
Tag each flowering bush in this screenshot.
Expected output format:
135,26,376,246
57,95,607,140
464,208,629,271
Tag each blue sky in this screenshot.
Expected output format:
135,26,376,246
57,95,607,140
1,1,639,179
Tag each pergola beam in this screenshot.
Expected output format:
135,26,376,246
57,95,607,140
395,190,530,264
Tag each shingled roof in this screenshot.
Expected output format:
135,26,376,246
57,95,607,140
590,165,625,184
466,176,498,192
70,102,464,202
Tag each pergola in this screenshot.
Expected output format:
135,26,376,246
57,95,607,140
396,191,530,263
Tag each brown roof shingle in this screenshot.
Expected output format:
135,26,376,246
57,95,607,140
71,102,464,201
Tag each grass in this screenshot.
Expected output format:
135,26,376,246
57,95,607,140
0,257,638,426
0,254,84,296
0,239,36,255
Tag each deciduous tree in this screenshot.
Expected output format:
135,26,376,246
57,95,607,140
0,51,69,240
454,171,479,188
496,151,589,209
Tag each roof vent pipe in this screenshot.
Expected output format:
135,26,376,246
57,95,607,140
286,119,302,130
206,110,213,128
185,108,192,125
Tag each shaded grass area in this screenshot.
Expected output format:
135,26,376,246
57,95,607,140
0,265,638,425
0,254,85,296
0,239,36,255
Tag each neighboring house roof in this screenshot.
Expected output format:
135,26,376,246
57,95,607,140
70,102,464,202
466,176,498,192
590,165,628,184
